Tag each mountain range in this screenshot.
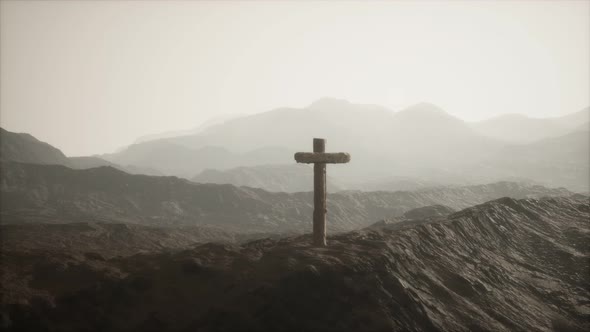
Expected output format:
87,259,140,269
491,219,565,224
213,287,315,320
99,99,589,191
2,98,588,193
1,161,573,234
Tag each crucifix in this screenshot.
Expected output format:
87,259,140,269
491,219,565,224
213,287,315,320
294,138,351,247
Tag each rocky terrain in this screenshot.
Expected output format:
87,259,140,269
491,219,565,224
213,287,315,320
0,204,456,260
1,162,572,233
2,195,588,331
0,223,235,258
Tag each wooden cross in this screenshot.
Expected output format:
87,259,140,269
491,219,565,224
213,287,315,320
294,138,351,246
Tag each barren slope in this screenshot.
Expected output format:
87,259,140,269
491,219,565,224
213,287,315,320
2,195,588,331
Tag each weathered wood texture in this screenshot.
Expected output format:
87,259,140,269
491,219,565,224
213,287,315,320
295,138,351,247
294,152,351,164
313,139,327,247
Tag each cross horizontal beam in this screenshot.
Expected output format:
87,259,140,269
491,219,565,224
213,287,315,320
294,152,351,164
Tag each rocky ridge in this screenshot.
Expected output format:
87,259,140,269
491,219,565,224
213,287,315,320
1,195,588,331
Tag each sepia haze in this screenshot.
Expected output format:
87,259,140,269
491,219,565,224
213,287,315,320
1,0,589,156
1,98,588,192
1,2,590,331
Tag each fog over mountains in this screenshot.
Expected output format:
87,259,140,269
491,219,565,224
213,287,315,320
101,98,588,192
2,98,588,192
472,107,589,143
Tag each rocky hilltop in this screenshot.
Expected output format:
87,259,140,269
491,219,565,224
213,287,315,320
2,195,588,331
1,223,235,258
0,222,291,258
1,162,572,233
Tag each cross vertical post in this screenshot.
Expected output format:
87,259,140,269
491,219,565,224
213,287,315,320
313,138,327,246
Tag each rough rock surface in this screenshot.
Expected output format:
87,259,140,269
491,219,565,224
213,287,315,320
0,222,293,259
402,204,456,220
2,195,588,331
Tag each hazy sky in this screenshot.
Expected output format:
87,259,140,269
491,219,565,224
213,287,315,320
1,1,589,156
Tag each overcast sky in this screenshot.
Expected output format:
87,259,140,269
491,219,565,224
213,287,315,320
1,1,589,156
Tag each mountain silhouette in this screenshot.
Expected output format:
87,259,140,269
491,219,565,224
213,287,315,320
0,128,70,165
0,127,162,176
